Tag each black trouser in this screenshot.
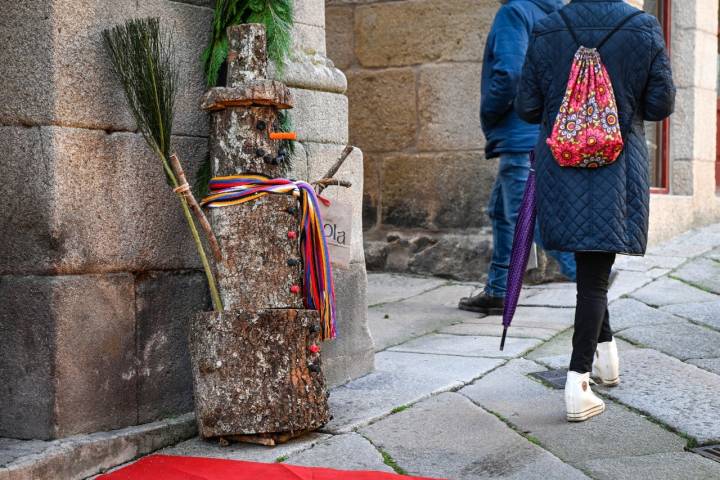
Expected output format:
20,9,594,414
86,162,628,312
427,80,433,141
569,252,616,374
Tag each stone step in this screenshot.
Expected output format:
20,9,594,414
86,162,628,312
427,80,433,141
459,359,686,469
597,348,720,444
0,414,196,480
322,351,503,434
359,392,590,480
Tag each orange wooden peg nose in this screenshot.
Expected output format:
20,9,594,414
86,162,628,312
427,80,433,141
270,132,297,141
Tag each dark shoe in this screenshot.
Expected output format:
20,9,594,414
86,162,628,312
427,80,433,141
458,292,505,315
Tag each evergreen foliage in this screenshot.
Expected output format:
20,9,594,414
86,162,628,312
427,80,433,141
203,0,294,87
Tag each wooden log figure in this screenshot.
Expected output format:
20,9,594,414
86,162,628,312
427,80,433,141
189,24,331,445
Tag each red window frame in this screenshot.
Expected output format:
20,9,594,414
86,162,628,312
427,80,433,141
651,0,671,194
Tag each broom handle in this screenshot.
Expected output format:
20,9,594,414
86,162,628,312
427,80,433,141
169,154,223,263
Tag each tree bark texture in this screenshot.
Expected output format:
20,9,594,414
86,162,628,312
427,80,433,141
189,309,330,440
211,195,304,311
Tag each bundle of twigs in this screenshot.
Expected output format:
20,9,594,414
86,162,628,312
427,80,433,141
103,17,223,311
203,0,294,87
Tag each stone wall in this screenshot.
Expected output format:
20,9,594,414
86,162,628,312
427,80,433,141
647,0,720,243
0,0,372,441
325,0,499,281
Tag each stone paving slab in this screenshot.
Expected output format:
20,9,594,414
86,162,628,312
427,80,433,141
580,452,720,480
360,393,589,480
617,321,720,360
597,348,720,444
608,298,685,331
519,285,577,308
671,257,720,294
526,330,575,363
284,433,393,472
389,333,541,359
686,358,720,376
661,300,720,330
607,270,655,301
368,284,478,351
629,277,719,307
613,254,686,272
439,322,560,340
459,359,686,466
464,307,575,331
160,433,332,463
323,351,503,434
367,273,447,306
706,247,720,261
646,228,720,258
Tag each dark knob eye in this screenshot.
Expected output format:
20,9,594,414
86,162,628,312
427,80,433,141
308,363,321,373
287,258,300,267
309,323,320,334
256,120,267,131
255,148,266,157
263,154,274,164
287,207,298,215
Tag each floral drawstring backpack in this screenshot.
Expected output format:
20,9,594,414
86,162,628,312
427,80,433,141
547,10,643,168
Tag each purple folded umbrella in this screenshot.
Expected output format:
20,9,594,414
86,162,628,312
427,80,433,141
500,151,538,351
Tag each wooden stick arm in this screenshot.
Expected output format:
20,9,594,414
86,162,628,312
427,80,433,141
314,145,355,194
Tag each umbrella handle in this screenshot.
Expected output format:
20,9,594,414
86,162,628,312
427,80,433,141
500,327,508,351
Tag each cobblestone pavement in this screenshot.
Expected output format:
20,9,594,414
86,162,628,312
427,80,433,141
6,225,720,480
159,223,720,479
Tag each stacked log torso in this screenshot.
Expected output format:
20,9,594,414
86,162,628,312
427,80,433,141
189,24,330,445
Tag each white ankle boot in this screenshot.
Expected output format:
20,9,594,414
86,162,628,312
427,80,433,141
592,339,620,386
565,371,605,422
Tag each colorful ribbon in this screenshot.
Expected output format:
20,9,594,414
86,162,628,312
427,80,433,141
201,174,337,340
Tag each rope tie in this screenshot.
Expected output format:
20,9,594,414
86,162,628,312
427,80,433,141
201,174,337,340
173,183,191,194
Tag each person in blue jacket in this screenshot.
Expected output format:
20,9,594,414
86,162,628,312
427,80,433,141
515,0,675,421
459,0,576,315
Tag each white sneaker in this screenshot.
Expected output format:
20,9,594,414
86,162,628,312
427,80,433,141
592,339,620,387
565,371,605,422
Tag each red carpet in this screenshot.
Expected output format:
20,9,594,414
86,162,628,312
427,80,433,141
98,455,443,480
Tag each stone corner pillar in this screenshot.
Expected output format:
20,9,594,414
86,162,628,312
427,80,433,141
278,0,375,386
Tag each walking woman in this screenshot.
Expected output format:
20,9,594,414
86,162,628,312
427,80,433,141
515,0,675,421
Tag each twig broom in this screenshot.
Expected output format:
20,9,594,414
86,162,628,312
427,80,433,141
103,18,223,311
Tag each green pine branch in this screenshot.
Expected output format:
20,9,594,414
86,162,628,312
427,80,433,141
203,0,294,87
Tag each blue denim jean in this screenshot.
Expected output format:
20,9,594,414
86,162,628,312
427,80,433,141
485,153,577,298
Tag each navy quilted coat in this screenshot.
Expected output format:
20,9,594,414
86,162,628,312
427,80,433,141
515,0,675,254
